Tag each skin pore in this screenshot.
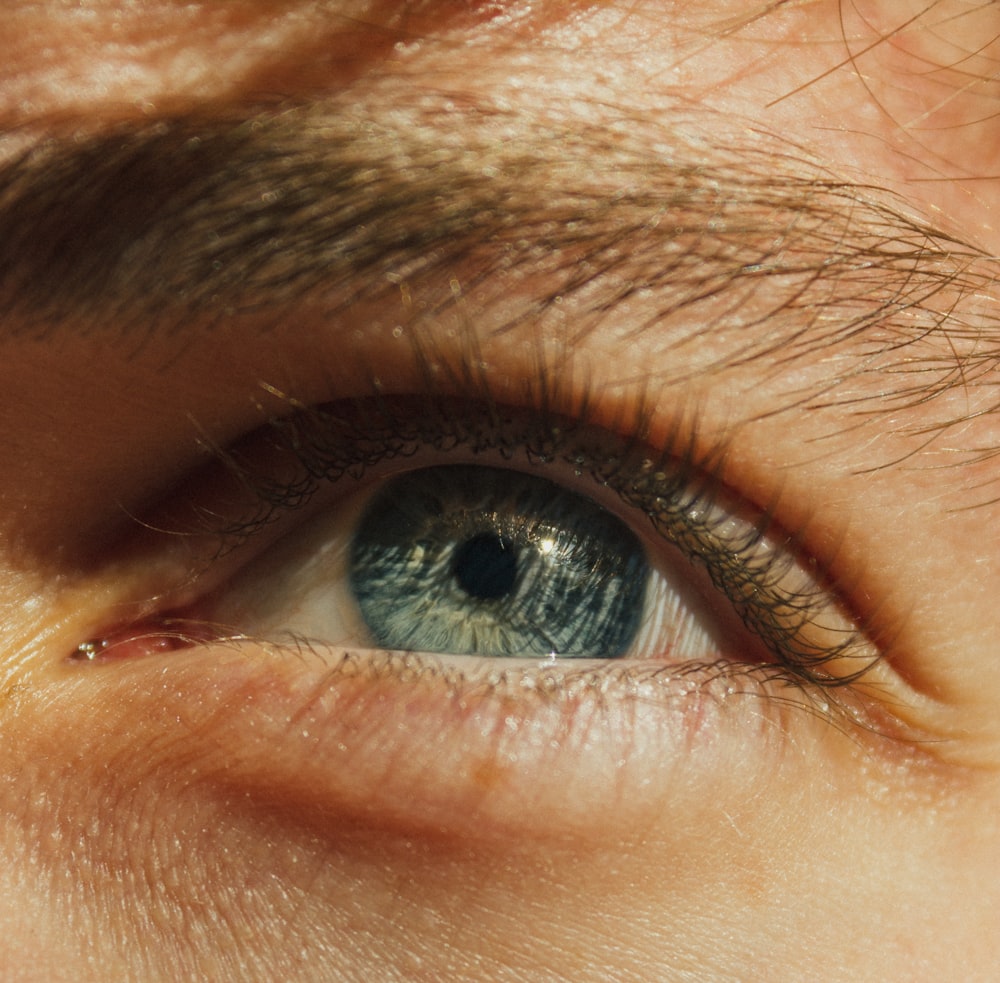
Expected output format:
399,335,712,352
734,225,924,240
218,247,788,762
1,1,1000,980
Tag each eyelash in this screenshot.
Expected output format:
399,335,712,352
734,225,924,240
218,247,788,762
87,385,877,705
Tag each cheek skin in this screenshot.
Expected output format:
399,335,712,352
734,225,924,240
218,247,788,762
3,647,998,981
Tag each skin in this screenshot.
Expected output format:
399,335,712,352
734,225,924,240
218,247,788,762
0,1,999,980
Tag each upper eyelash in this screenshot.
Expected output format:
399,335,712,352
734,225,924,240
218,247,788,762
204,389,877,693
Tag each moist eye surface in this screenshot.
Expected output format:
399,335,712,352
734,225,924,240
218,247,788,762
349,464,649,657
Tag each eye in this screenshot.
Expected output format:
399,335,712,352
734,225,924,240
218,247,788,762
205,462,734,663
62,393,891,840
72,396,873,692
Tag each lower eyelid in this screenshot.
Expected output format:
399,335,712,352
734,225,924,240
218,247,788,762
56,640,810,842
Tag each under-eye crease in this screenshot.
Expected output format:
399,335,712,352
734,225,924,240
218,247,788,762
71,390,879,709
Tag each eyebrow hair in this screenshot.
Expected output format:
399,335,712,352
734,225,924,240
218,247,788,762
0,92,995,435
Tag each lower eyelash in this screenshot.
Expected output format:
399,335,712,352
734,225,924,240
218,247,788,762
69,618,888,768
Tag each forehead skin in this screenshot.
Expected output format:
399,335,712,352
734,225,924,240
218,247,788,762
1,2,1000,982
4,0,999,247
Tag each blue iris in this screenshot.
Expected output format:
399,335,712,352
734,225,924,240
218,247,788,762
349,465,648,657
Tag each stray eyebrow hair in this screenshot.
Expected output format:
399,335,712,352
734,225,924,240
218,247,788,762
0,92,996,430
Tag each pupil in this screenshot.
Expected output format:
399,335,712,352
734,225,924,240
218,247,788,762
451,532,518,601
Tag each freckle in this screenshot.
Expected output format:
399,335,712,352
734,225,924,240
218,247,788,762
471,759,508,791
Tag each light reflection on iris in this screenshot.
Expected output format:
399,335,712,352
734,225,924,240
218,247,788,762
349,465,649,658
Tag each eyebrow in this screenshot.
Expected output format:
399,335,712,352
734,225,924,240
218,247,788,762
0,93,993,426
